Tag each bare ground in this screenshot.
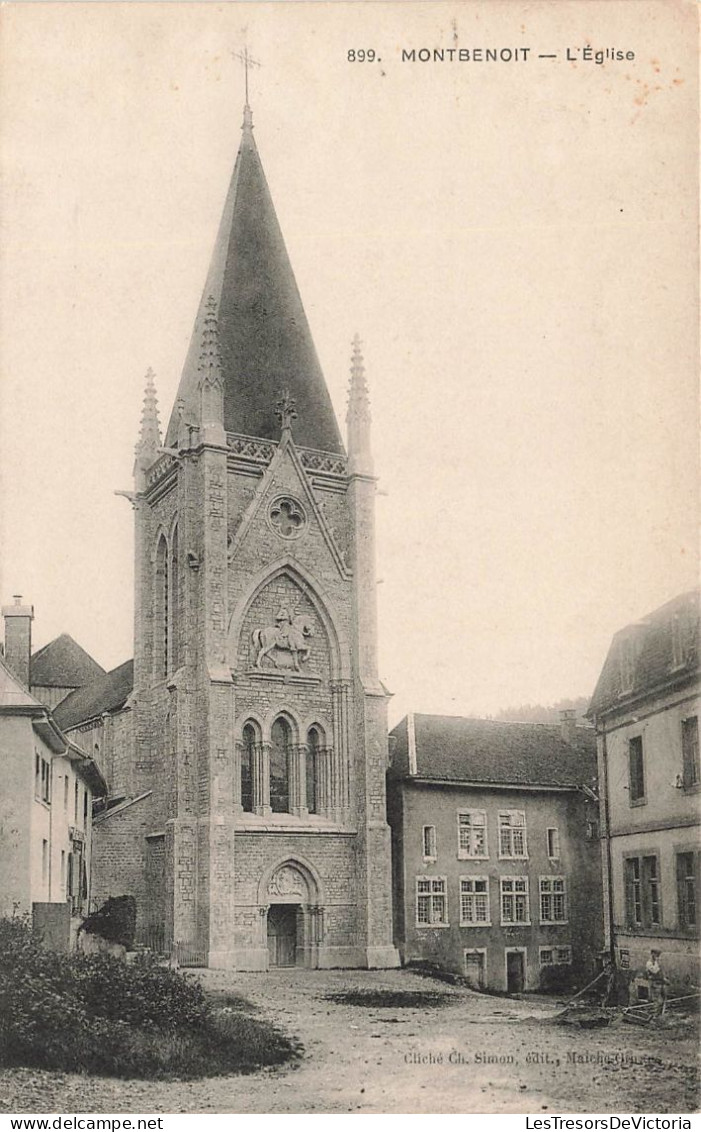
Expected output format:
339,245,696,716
1,967,698,1114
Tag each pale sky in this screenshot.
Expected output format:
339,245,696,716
1,2,698,725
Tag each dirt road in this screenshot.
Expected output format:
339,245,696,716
1,968,697,1114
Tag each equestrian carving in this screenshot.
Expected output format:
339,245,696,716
252,607,314,671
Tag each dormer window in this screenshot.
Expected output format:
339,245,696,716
672,613,685,669
619,634,637,694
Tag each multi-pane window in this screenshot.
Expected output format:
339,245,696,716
540,876,567,923
35,754,51,804
458,811,487,859
416,877,448,926
498,811,527,858
682,717,700,789
546,828,560,859
625,857,642,925
422,825,437,860
628,737,645,802
460,877,490,925
677,853,697,928
625,855,662,928
540,946,572,967
643,856,660,925
63,775,69,810
500,876,529,924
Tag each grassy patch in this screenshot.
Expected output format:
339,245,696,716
0,915,300,1079
322,989,450,1009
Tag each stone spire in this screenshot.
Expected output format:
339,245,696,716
134,368,161,486
164,105,344,454
197,295,225,444
346,335,373,475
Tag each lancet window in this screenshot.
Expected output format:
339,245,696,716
306,726,322,815
155,534,169,679
241,723,256,813
171,524,180,671
270,717,292,813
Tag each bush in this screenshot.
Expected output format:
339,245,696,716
79,896,136,949
0,915,299,1079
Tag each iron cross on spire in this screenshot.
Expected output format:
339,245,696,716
232,45,262,108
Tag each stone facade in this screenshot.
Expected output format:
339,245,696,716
88,107,399,970
387,713,603,991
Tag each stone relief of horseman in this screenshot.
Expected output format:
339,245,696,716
252,606,314,671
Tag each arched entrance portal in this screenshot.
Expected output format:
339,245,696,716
262,860,323,969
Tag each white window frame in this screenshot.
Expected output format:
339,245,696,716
422,825,437,862
539,875,568,924
539,944,572,967
498,810,528,859
415,876,449,927
459,875,491,926
500,875,530,925
546,827,560,860
457,810,488,860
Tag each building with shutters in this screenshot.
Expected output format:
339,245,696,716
588,590,700,994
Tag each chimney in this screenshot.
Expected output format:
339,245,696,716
560,708,577,745
2,595,34,687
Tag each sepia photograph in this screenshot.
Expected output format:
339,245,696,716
0,0,698,1118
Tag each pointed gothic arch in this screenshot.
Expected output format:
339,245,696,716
154,533,169,679
226,556,350,680
240,719,260,814
170,522,181,671
257,854,325,908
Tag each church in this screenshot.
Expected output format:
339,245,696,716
51,97,400,971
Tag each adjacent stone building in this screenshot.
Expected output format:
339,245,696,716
55,101,399,971
588,590,700,993
387,712,603,991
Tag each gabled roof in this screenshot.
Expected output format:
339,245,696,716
588,590,700,718
0,654,43,710
30,633,105,689
165,108,344,454
54,659,134,731
0,655,68,753
389,713,597,789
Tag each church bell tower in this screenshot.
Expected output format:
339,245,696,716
130,97,399,970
